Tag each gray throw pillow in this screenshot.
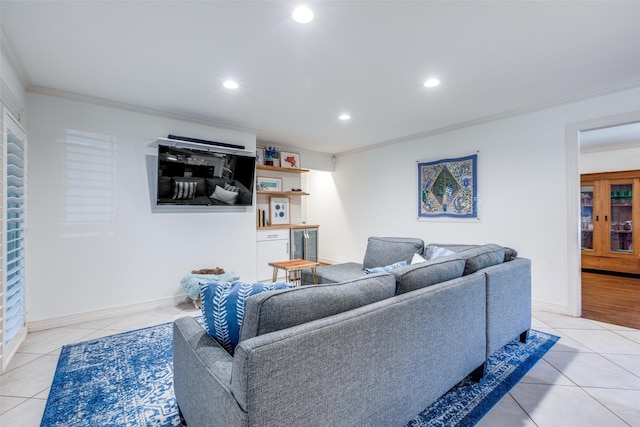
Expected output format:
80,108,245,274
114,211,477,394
503,247,518,262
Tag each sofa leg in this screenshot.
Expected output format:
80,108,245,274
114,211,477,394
520,330,529,344
470,362,485,382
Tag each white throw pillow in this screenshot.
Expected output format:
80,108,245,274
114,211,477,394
211,185,239,204
411,253,427,264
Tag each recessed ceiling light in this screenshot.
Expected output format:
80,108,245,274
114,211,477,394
339,114,351,121
292,5,314,23
423,78,440,88
223,80,239,89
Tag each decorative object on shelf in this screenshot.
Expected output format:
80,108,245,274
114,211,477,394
270,196,290,225
264,146,279,166
257,176,282,192
280,151,301,169
256,147,265,165
417,154,478,219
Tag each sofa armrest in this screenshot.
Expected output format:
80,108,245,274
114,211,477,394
483,258,532,357
173,317,248,427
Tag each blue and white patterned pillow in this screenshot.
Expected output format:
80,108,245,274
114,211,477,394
363,260,407,275
429,246,456,260
199,280,295,354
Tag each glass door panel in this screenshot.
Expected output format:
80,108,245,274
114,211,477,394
609,183,633,253
581,185,594,250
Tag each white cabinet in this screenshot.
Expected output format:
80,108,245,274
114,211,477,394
256,229,290,281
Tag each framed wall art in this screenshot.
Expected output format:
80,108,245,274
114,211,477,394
417,154,477,219
280,151,301,169
270,196,290,225
256,177,282,192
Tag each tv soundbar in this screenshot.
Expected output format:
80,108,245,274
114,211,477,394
167,134,245,150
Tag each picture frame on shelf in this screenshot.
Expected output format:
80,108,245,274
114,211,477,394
280,151,301,169
256,147,265,165
270,196,290,225
257,176,282,192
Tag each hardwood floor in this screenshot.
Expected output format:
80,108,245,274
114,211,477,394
581,270,640,329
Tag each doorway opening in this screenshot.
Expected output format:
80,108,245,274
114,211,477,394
578,120,640,328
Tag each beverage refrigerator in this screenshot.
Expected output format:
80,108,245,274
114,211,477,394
290,227,318,261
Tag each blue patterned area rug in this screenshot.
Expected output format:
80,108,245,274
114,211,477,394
41,323,558,427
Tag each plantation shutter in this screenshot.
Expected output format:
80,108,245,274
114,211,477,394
2,111,27,370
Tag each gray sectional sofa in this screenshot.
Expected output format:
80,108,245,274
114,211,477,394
173,237,531,427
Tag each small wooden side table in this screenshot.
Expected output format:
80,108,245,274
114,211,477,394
268,259,320,286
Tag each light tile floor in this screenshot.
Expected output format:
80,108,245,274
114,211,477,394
1,306,639,426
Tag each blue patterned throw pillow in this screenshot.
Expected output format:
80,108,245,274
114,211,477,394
199,281,295,354
429,246,456,260
363,260,407,275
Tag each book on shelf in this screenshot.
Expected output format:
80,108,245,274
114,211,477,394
257,208,268,228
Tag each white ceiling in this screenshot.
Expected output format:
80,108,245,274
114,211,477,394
2,1,640,154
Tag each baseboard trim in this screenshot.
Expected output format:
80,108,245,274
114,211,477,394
532,299,570,315
27,294,189,332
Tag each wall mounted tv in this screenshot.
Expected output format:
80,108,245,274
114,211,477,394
156,140,256,207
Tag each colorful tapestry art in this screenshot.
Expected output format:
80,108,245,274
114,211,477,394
418,154,477,218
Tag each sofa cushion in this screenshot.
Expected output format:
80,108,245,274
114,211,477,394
240,273,397,343
393,255,465,294
363,260,407,274
362,237,425,269
456,244,505,275
199,281,295,354
302,262,364,285
157,176,173,198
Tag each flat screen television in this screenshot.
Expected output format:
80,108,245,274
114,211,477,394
156,141,255,207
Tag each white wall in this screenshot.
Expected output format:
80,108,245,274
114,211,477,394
26,92,257,324
307,87,640,314
581,145,640,174
23,85,640,323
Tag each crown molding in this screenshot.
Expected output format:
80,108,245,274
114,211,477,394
1,27,30,89
27,85,260,135
338,80,640,158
